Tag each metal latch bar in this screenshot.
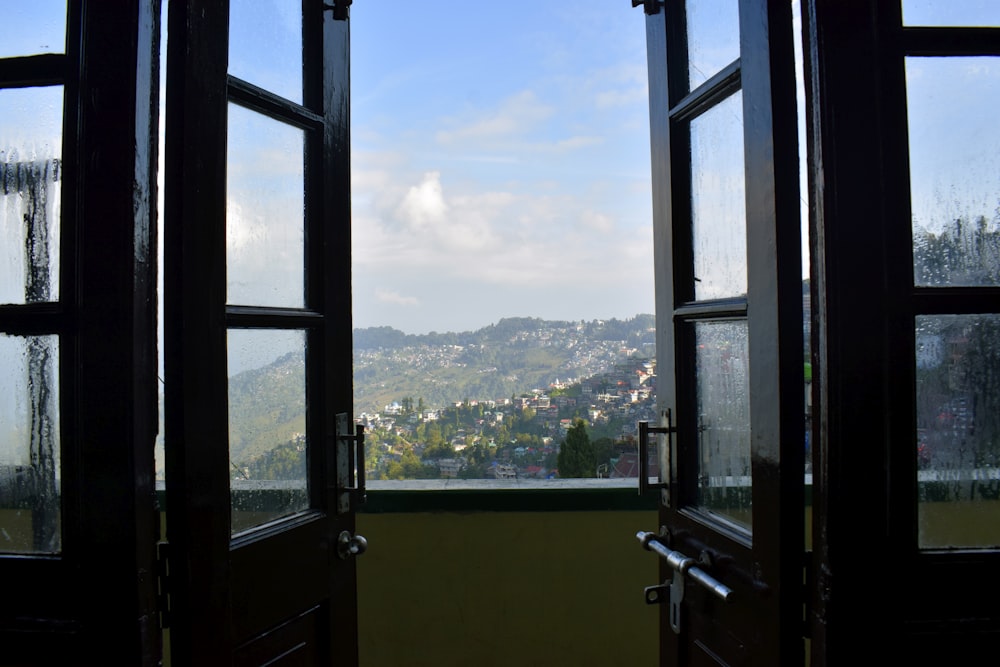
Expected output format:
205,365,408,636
636,530,733,634
637,531,733,603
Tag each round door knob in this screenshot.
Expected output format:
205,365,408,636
338,530,368,560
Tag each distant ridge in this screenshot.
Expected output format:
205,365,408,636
354,315,653,350
352,314,655,415
226,315,655,465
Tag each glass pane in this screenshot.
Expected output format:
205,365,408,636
0,1,66,58
916,315,1000,549
0,334,60,554
691,92,747,300
1,86,63,305
229,0,303,104
229,329,308,535
226,104,305,308
695,320,751,530
908,57,1000,287
687,0,740,91
903,1,1000,26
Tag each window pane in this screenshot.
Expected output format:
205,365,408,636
686,0,740,91
229,0,302,104
229,329,308,535
908,57,1000,287
691,92,747,300
695,320,751,531
0,1,66,58
903,1,1000,26
226,104,305,308
1,86,63,305
916,314,1000,549
0,334,60,554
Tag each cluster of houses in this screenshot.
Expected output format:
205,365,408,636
356,358,660,480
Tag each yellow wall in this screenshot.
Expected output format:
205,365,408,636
356,510,660,667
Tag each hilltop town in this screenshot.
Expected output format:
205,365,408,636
235,315,660,482
356,355,657,481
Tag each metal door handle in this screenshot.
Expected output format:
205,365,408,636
637,530,732,634
637,531,733,602
638,418,671,497
335,413,366,514
338,530,368,560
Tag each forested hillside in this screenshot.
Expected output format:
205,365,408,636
352,315,655,414
224,315,655,466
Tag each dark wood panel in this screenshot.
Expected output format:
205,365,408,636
230,517,330,641
233,606,324,667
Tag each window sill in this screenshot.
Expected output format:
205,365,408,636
361,478,660,513
153,478,661,514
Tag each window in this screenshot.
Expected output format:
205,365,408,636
1,8,67,556
902,5,1000,550
348,0,656,491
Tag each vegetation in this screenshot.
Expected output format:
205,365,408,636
557,420,595,478
353,315,654,414
912,218,1000,501
226,315,656,481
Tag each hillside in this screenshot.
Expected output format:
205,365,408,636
352,315,655,415
225,314,655,465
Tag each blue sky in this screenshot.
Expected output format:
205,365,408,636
4,1,998,351
348,0,654,334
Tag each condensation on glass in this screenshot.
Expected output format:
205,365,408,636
916,315,1000,549
694,320,751,531
907,57,1000,288
903,1,1000,26
0,334,61,554
229,0,303,104
228,329,308,535
1,86,63,305
0,0,66,58
691,91,747,301
685,0,740,91
226,103,305,308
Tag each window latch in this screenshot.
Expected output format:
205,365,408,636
156,540,172,629
323,0,352,21
631,0,663,16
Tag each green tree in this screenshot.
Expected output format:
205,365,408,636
592,437,615,472
558,419,595,478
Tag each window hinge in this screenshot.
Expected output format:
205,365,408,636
323,0,352,21
156,540,172,630
631,0,663,16
802,550,813,640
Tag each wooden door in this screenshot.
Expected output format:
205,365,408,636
163,1,362,663
805,0,1000,661
0,2,162,664
638,1,804,664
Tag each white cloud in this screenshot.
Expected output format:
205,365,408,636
375,288,420,306
551,135,604,152
580,210,614,233
395,171,448,229
591,63,649,110
352,166,648,297
435,90,553,145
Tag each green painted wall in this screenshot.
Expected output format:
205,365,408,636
356,510,660,667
